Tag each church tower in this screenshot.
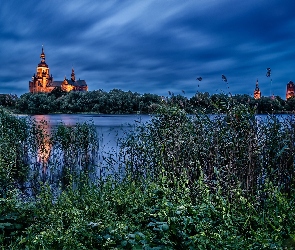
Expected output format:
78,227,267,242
29,46,53,93
71,68,75,82
286,81,295,100
254,79,261,99
29,46,87,93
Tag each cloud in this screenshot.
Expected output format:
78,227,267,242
0,0,294,98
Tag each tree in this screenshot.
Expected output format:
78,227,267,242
286,97,295,112
49,87,67,99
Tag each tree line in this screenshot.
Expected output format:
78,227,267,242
1,88,295,114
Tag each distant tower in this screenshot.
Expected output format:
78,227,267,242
29,46,88,93
71,68,76,82
286,81,295,100
29,46,53,93
254,79,261,99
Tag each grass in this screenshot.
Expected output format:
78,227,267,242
0,101,295,249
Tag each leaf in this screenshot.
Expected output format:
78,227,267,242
162,223,169,231
275,145,289,159
0,222,13,229
121,240,127,247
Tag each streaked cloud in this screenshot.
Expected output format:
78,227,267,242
0,0,294,98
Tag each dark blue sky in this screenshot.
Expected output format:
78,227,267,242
0,0,294,98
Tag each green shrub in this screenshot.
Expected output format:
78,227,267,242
0,108,30,196
1,103,295,249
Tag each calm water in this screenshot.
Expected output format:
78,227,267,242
30,114,151,168
23,113,294,183
28,113,295,167
30,113,294,146
31,114,151,127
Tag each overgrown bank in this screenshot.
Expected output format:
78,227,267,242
1,102,295,249
2,89,295,114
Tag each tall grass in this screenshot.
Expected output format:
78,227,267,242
122,101,295,201
0,108,99,197
0,109,30,196
1,104,295,249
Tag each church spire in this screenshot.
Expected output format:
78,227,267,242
254,79,261,99
71,68,75,82
40,45,45,63
255,79,259,90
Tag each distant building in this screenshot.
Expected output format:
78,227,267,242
253,79,261,99
286,81,295,100
29,47,88,93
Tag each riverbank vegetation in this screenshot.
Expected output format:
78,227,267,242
1,89,295,114
1,101,295,249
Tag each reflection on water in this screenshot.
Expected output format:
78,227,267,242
36,120,52,174
32,114,151,127
31,114,151,173
30,113,294,181
19,112,295,196
31,113,294,165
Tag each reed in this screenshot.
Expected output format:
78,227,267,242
1,105,295,249
0,109,30,196
121,100,295,203
0,108,99,197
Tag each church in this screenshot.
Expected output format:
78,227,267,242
29,47,88,93
286,81,295,99
253,79,261,99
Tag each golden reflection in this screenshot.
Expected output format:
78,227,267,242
35,119,53,173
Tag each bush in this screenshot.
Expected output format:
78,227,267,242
1,103,295,249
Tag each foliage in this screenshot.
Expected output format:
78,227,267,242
0,94,17,108
122,102,295,198
0,108,30,196
1,178,295,249
286,97,295,112
14,89,162,115
0,105,295,249
3,89,294,115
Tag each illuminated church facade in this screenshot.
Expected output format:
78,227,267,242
29,47,88,93
253,79,261,99
286,81,295,99
253,79,295,100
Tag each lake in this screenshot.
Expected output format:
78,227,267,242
29,114,151,173
31,114,151,149
30,113,294,160
19,113,295,192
